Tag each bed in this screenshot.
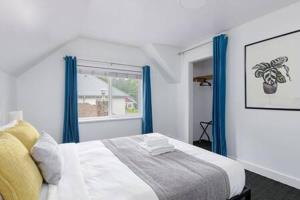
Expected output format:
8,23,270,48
38,133,250,200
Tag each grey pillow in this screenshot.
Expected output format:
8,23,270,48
31,132,63,184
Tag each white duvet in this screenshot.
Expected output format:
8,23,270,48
43,134,245,200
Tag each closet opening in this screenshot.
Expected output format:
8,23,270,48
192,57,213,151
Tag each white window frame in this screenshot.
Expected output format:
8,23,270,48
78,68,143,123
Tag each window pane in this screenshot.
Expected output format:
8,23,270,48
78,74,109,118
111,77,140,116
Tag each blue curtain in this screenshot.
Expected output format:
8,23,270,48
142,66,153,134
63,56,80,143
212,34,228,156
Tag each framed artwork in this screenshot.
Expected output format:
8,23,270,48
245,29,300,111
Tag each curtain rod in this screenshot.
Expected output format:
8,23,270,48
178,40,212,55
77,58,143,68
178,31,227,55
77,64,142,73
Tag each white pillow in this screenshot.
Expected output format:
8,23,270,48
0,120,18,131
31,132,63,184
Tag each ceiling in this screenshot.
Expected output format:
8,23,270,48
1,0,299,75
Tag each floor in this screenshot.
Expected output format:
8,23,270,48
193,140,212,151
193,140,300,200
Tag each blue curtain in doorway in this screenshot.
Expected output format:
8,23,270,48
212,34,228,156
63,56,80,143
142,66,153,134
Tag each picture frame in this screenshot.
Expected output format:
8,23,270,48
245,29,300,111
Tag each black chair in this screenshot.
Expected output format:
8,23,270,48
198,120,212,142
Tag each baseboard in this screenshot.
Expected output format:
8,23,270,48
228,156,300,190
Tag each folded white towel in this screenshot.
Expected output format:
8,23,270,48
144,135,169,147
139,142,175,156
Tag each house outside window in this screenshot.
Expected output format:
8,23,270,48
77,64,142,122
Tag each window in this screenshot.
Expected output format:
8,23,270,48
77,64,142,122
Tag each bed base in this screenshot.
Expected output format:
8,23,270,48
228,187,251,200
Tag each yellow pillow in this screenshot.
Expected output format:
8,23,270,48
0,133,43,200
1,121,40,151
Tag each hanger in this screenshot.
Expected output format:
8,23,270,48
199,80,212,86
193,75,213,87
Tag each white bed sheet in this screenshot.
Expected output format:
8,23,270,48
46,134,245,200
77,140,159,200
45,143,90,200
39,184,49,200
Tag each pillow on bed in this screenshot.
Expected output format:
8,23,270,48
0,120,40,151
31,132,63,185
0,133,43,200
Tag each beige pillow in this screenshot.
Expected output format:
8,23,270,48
0,133,43,200
0,120,40,151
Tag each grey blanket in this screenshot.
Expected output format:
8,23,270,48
102,136,230,200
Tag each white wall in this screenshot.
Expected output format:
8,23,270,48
152,64,179,139
143,44,181,83
225,2,300,188
0,70,17,125
193,59,213,141
17,37,179,142
179,1,300,189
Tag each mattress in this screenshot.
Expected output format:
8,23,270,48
43,133,245,200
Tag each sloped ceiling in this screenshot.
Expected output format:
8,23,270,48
0,0,89,75
0,0,299,76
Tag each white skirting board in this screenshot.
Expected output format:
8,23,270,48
228,156,300,190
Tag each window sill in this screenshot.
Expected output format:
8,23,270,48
79,116,142,124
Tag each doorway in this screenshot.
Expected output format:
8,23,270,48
192,57,213,151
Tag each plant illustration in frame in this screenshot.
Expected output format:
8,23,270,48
245,29,300,110
252,56,291,94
